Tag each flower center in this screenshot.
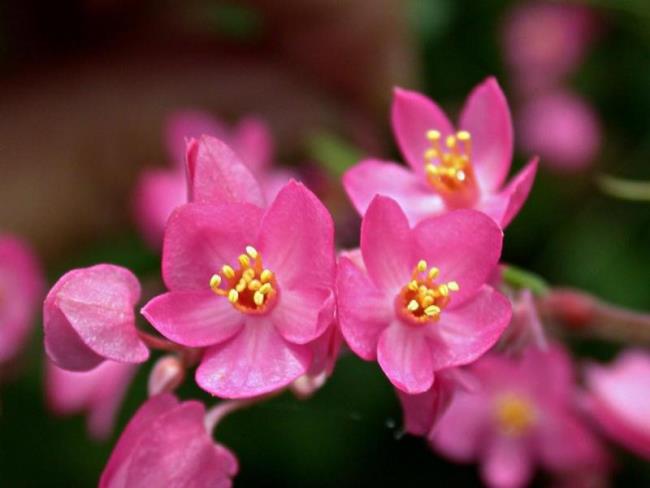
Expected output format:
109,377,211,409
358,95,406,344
423,130,479,207
209,246,278,314
494,393,536,437
396,259,459,324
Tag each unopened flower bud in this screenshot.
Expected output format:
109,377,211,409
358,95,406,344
148,355,185,396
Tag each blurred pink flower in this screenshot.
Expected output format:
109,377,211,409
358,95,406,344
133,111,290,249
0,235,44,363
142,181,336,398
43,264,149,371
498,289,548,353
518,91,601,172
431,345,607,488
344,78,537,228
336,196,511,394
99,393,237,488
46,359,137,440
585,350,650,460
503,2,598,95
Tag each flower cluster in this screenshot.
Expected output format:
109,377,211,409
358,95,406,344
33,80,649,487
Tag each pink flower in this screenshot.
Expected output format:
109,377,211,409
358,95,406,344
431,345,606,488
336,196,511,394
503,2,598,95
142,181,336,398
133,111,289,248
497,289,548,353
343,78,538,228
46,359,137,440
0,235,44,363
99,393,237,488
518,91,601,172
585,349,650,460
43,264,149,371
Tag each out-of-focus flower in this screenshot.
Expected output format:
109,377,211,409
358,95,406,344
142,181,336,398
344,78,537,228
502,2,598,96
133,111,290,249
46,359,137,440
585,350,650,460
99,393,237,488
43,264,149,371
431,345,607,488
336,196,511,394
0,235,44,363
518,91,601,172
497,289,548,354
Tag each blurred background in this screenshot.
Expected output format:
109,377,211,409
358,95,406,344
1,0,650,485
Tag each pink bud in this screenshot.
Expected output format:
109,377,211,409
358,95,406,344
147,355,185,396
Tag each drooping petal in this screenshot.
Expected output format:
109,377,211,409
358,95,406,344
162,202,263,291
478,158,538,228
257,180,335,290
343,159,444,224
196,319,311,398
232,117,274,174
360,196,412,295
336,256,392,360
141,291,244,347
391,87,454,176
459,77,514,192
186,135,265,207
397,374,455,436
43,265,149,371
481,435,533,488
413,210,503,306
165,110,228,168
429,286,511,371
270,286,335,345
377,322,434,394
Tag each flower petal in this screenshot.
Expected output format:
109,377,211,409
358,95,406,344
429,286,511,371
459,77,514,192
391,87,454,176
232,117,274,174
478,158,538,228
162,202,263,291
186,135,265,207
271,287,335,345
257,180,335,290
343,159,444,225
141,291,244,347
360,196,412,295
413,209,503,305
165,110,228,168
43,265,149,371
377,322,434,394
397,376,455,436
336,256,392,360
481,435,533,488
196,319,311,398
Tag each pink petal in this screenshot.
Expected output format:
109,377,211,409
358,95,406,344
186,135,265,207
429,390,487,461
306,323,342,377
257,180,335,290
377,322,434,394
232,117,274,174
196,319,311,398
397,375,455,436
360,196,412,295
429,286,511,371
260,169,295,204
413,209,503,305
43,265,149,371
141,291,244,347
391,87,454,176
343,159,444,225
165,110,228,168
478,158,538,228
481,435,533,488
271,286,335,345
162,202,263,291
336,256,392,360
0,235,44,362
131,169,186,250
520,344,573,404
459,77,514,192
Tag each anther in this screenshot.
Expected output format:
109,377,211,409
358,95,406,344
228,289,239,303
448,281,459,292
253,291,264,306
407,300,419,312
417,260,427,273
260,269,273,283
209,274,222,290
424,305,441,316
245,246,258,259
428,267,439,280
222,265,235,280
238,254,251,268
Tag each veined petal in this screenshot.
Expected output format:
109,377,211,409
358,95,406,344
459,77,514,192
343,159,444,225
141,291,244,347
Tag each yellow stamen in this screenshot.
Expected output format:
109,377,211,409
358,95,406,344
428,267,439,280
222,265,235,280
260,269,273,283
447,281,459,292
253,291,265,306
495,393,536,436
228,289,239,303
245,246,258,259
259,283,272,295
209,274,222,290
238,254,251,268
407,300,419,312
248,279,262,291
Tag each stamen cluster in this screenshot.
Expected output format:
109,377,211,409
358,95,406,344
399,259,459,323
424,130,477,203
